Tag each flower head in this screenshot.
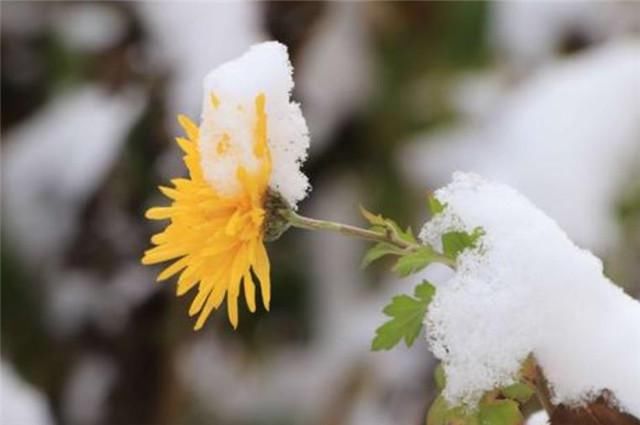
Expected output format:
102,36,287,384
142,42,309,329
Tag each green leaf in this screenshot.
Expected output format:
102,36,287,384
361,243,403,268
360,205,386,227
392,246,438,277
441,227,484,259
427,396,479,425
478,400,523,425
434,363,447,391
414,280,436,302
386,220,417,244
372,281,435,351
500,382,535,404
428,195,446,215
359,206,417,244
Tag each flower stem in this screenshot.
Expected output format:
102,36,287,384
283,210,456,267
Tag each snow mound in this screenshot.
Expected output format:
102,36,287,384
198,41,310,207
420,172,640,416
0,362,54,425
402,40,640,253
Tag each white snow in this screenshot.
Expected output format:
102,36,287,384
61,355,116,425
137,2,261,122
52,3,126,52
0,361,54,425
46,264,158,337
296,2,373,151
2,86,144,264
198,42,310,207
526,411,549,425
489,2,640,69
402,40,640,253
419,172,640,416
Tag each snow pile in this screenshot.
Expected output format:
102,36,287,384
0,361,54,425
402,40,640,252
420,172,640,416
3,86,144,264
526,411,549,425
53,3,126,52
138,2,261,122
61,355,117,425
198,42,310,206
297,2,373,151
490,2,640,69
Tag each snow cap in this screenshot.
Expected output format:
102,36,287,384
420,172,640,416
198,41,310,207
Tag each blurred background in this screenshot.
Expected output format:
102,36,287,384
2,2,640,425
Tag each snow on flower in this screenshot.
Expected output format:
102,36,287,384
142,42,310,329
420,172,640,416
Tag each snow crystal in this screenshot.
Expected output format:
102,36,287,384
198,42,310,207
420,172,640,417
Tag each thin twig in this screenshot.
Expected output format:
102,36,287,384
533,361,556,418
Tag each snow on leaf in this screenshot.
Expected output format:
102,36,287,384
441,228,484,260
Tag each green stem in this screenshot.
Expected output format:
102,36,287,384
284,210,456,267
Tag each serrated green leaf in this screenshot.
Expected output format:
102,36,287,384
434,363,447,391
428,195,446,215
414,280,436,302
372,281,435,351
427,396,479,425
500,382,535,404
478,400,523,425
392,246,438,277
441,227,484,259
361,243,402,268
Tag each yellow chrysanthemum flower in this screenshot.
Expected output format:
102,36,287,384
142,42,310,329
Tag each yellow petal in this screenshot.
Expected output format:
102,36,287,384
175,137,193,154
194,271,229,330
145,207,174,220
142,250,176,265
176,265,202,296
243,270,256,313
156,256,189,282
189,280,212,317
158,186,181,201
177,114,199,141
190,249,234,321
150,232,167,245
253,93,267,158
253,241,271,310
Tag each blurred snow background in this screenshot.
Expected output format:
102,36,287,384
1,2,639,425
